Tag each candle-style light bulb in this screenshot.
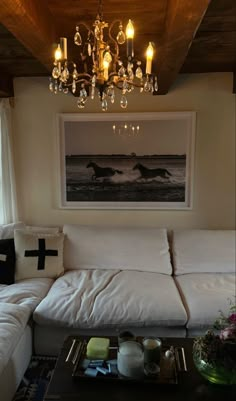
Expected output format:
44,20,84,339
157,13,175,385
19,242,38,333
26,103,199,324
126,19,134,59
146,42,154,75
54,44,62,61
126,19,134,39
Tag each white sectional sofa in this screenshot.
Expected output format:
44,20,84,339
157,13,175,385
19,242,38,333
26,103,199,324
0,223,54,401
0,223,235,401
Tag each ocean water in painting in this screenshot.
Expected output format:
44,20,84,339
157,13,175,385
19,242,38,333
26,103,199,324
65,155,186,202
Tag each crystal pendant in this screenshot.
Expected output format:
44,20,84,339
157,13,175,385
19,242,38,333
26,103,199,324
63,87,69,94
150,76,154,92
52,67,60,79
104,50,112,64
74,26,82,46
118,62,126,77
72,80,76,94
88,42,92,56
80,86,87,99
101,98,108,111
120,95,128,109
127,63,134,81
126,83,132,93
61,67,69,83
116,25,126,45
54,82,58,94
135,61,143,79
107,85,115,99
91,86,95,100
122,80,128,94
140,78,144,92
111,93,115,104
72,68,78,80
129,84,134,92
154,76,158,92
92,74,96,87
49,78,54,92
77,97,85,109
144,76,150,92
58,81,63,92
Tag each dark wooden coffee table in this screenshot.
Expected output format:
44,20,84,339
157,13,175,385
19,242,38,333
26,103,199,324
44,336,235,401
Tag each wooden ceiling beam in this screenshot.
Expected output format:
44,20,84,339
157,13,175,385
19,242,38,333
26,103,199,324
156,0,212,94
0,73,14,97
0,0,56,71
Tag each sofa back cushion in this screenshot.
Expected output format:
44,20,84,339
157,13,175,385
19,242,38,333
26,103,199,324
63,225,172,274
172,229,236,274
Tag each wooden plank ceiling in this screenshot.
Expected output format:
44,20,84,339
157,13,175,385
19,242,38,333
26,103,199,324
0,0,235,97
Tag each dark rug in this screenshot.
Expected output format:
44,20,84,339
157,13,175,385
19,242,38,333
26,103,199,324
13,356,57,401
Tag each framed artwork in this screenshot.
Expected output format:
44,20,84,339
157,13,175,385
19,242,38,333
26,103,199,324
58,112,196,209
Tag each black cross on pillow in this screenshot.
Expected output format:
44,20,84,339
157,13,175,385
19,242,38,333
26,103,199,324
24,238,58,270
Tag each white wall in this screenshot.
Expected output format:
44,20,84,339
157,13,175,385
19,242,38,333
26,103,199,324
12,73,235,229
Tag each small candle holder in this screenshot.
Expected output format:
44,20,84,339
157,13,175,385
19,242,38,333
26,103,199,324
142,337,162,365
117,341,144,379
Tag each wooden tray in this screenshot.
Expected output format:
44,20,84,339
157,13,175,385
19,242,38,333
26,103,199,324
71,338,187,385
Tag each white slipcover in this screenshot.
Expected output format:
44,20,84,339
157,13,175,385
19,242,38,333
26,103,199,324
63,225,172,274
34,269,187,329
0,303,30,376
175,273,235,329
172,229,236,274
0,278,53,312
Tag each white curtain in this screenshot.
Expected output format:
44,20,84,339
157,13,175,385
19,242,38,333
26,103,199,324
0,98,18,224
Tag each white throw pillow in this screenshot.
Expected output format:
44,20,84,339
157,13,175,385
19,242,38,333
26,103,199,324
63,225,172,274
172,229,236,274
14,230,65,280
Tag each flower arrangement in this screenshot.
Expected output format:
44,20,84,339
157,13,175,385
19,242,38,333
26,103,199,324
193,299,236,384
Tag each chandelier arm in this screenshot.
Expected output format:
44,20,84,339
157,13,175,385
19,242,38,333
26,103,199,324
76,21,95,39
66,78,92,88
107,72,144,89
75,73,92,82
112,79,144,90
108,19,121,58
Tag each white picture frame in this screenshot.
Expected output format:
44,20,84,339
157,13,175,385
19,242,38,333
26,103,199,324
58,111,196,209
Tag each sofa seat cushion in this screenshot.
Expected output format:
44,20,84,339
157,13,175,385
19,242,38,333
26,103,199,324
0,278,54,312
34,270,187,329
0,302,30,376
175,273,235,329
172,229,235,274
63,225,172,274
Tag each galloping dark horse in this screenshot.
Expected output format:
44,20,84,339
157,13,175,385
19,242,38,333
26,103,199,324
133,163,172,180
87,162,123,180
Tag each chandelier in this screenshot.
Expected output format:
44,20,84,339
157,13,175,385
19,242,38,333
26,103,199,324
112,123,140,137
49,0,158,111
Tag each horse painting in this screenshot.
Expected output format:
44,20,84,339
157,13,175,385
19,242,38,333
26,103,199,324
133,163,172,180
87,162,123,180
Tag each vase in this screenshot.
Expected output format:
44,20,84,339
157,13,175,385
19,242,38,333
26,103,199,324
193,352,236,385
